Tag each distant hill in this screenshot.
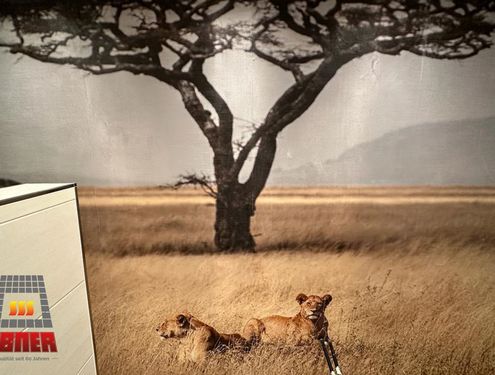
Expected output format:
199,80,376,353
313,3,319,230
0,178,20,188
269,117,495,186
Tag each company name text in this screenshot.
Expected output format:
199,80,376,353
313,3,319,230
0,332,57,352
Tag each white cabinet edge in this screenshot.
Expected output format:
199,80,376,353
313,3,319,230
0,188,76,224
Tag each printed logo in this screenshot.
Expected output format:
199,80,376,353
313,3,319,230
9,301,35,316
0,275,57,353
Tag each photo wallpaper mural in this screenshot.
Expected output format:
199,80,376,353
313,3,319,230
0,1,494,374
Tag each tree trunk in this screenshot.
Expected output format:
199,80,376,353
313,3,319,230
214,184,256,251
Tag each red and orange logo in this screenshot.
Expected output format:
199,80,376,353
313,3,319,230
9,301,35,316
0,275,58,353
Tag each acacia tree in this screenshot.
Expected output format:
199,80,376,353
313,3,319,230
1,0,494,251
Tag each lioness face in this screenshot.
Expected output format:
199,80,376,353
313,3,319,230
296,293,332,321
156,314,191,340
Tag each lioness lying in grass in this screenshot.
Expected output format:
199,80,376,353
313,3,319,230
242,293,333,346
156,313,248,362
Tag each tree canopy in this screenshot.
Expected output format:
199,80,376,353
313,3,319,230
1,1,493,170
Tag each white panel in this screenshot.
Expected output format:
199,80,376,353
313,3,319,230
0,283,96,374
78,355,97,375
46,282,95,373
0,184,97,374
0,188,75,224
0,183,73,203
0,199,86,302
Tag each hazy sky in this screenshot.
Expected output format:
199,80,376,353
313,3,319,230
1,44,494,185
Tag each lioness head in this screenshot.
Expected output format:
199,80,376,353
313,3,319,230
296,293,332,321
156,313,192,340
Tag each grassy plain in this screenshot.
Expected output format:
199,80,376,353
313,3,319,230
79,187,495,375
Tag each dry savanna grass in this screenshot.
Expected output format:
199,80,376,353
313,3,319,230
80,187,495,375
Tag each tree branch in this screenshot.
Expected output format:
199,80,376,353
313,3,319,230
2,43,194,82
229,54,351,182
172,173,217,199
189,59,234,146
176,80,218,148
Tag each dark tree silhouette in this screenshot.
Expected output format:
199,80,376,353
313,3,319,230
1,0,494,250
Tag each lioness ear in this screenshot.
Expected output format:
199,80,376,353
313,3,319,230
322,294,333,307
177,314,189,326
296,293,308,305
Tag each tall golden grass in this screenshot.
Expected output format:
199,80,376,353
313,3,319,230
80,187,495,375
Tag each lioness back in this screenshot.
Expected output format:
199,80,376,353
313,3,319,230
245,315,316,345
